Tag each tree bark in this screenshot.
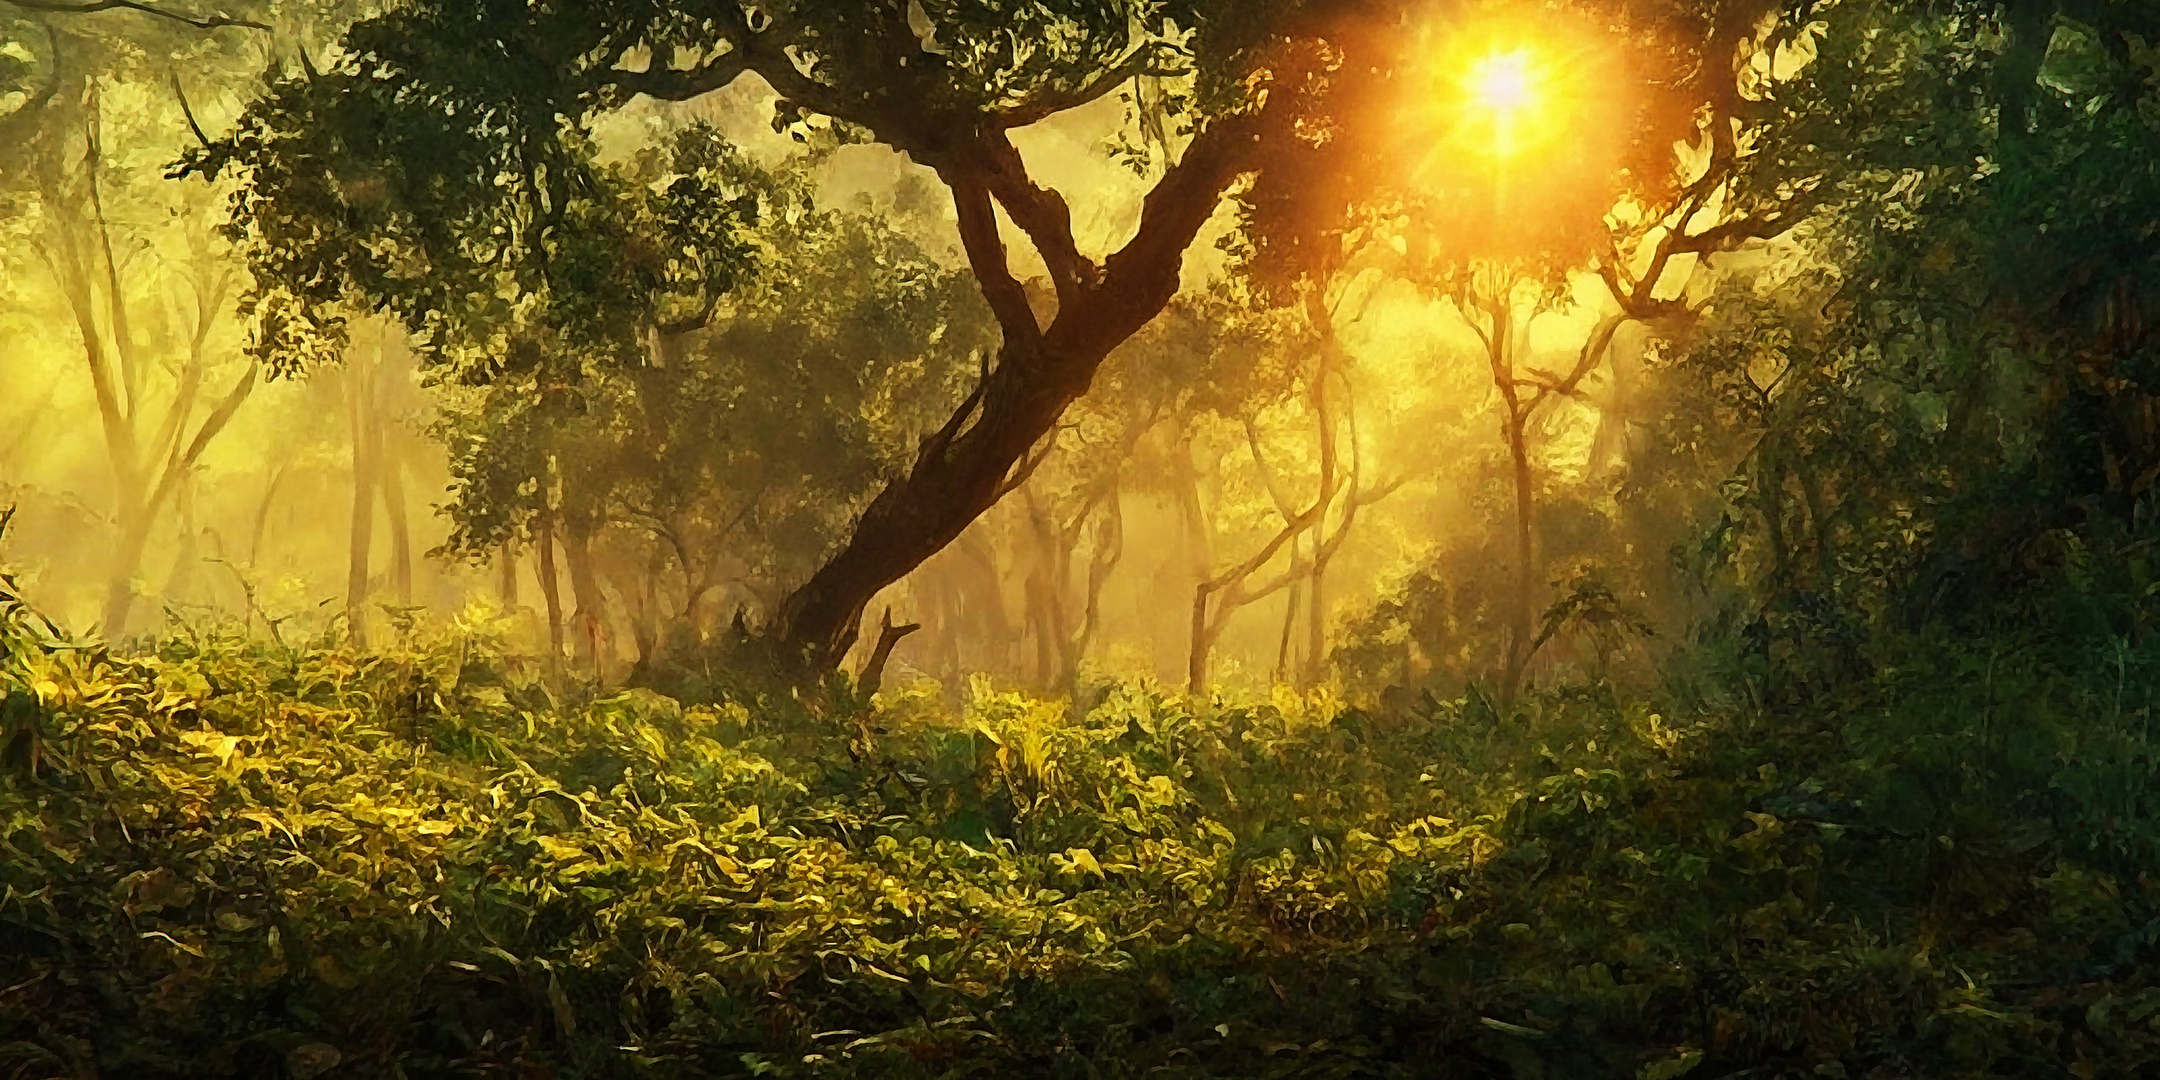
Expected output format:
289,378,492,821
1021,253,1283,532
1276,534,1304,682
1063,481,1123,687
766,115,1264,671
535,508,565,674
561,510,610,673
626,545,664,674
1021,489,1068,688
41,84,248,638
1187,290,1346,692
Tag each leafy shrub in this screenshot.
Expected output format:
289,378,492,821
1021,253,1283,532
3,570,2159,1077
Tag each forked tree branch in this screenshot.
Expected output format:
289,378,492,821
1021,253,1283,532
974,133,1095,304
858,606,920,696
946,169,1043,345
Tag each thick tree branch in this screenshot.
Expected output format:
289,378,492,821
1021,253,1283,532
975,133,1095,304
913,374,986,474
1054,108,1268,360
711,11,937,157
945,170,1042,345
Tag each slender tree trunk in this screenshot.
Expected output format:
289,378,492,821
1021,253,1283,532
1176,438,1218,691
497,538,521,608
346,364,378,650
1189,583,1220,694
48,206,148,636
1480,287,1537,704
561,511,609,673
1061,482,1123,688
103,512,154,639
1188,330,1342,693
381,448,414,607
1021,491,1064,688
535,510,565,674
1305,549,1332,688
923,566,960,688
1276,534,1304,683
1498,404,1536,700
628,545,664,673
163,480,202,607
39,83,253,640
250,464,286,568
955,527,1015,674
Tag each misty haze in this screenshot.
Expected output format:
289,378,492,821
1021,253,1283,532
2,1,2157,1076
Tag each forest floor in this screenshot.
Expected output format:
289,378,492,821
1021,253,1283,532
3,590,2159,1078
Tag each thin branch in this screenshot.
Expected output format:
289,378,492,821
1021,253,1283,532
914,372,987,476
996,43,1182,129
3,0,268,31
1242,415,1303,520
1525,311,1628,411
604,49,752,103
170,72,211,148
995,430,1059,499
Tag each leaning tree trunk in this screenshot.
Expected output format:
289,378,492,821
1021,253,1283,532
765,124,1257,672
768,355,1077,670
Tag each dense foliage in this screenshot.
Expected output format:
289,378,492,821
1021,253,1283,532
6,533,2160,1076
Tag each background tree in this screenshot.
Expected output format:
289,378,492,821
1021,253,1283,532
1641,0,2160,697
433,154,993,678
2,14,258,636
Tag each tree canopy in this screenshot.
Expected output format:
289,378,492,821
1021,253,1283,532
177,0,1796,670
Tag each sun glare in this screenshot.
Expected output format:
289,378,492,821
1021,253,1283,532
1461,48,1548,157
1470,51,1536,115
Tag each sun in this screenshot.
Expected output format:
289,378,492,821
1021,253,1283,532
1469,50,1537,115
1459,47,1550,157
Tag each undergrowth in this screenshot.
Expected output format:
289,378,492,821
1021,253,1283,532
3,570,2159,1078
